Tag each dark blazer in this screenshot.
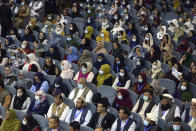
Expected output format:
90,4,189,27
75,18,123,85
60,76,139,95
140,124,162,131
0,3,12,27
27,100,49,116
88,112,115,130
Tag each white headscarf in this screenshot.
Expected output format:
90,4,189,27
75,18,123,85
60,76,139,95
157,26,167,40
184,22,194,34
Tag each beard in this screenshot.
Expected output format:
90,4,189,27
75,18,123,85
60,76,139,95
190,109,196,118
161,104,171,111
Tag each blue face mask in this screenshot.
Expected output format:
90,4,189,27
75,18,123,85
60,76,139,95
78,84,83,89
173,125,180,131
143,119,149,126
116,61,120,64
138,79,143,83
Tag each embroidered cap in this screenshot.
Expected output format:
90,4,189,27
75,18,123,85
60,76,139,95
162,94,173,100
191,98,196,103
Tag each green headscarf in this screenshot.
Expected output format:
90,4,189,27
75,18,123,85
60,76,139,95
180,80,193,102
182,52,192,68
34,43,45,53
0,109,21,131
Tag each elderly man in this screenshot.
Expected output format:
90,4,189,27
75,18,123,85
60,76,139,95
132,89,157,120
181,98,196,130
154,94,180,125
68,78,93,103
65,97,92,126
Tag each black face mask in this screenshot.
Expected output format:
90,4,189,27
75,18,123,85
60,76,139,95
161,104,171,111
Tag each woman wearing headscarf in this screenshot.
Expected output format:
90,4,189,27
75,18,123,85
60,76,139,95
112,55,128,73
94,64,113,87
183,22,194,34
179,52,192,68
55,14,67,27
48,76,69,97
112,68,131,90
60,60,74,79
126,22,138,38
74,62,94,83
18,41,32,55
93,40,108,54
173,27,184,43
33,41,45,57
38,32,47,45
187,30,196,44
77,49,93,67
164,63,183,86
10,87,31,113
96,30,110,43
111,21,124,36
8,52,24,68
132,57,146,77
4,66,17,87
0,49,8,66
160,34,174,53
157,26,167,40
27,90,49,116
93,53,110,71
30,72,49,93
22,53,41,72
128,45,145,60
145,45,161,63
26,18,40,32
177,40,191,54
65,34,77,49
113,89,132,111
41,21,54,33
179,80,193,103
133,72,150,96
84,26,94,40
46,45,61,61
68,23,80,37
47,31,61,45
21,28,35,43
43,57,58,75
188,62,196,85
84,16,96,29
143,33,154,52
168,19,179,33
117,30,128,45
108,4,118,15
65,46,78,64
20,114,41,131
147,60,164,79
0,109,21,131
101,18,110,30
79,38,92,54
55,23,65,36
110,42,122,57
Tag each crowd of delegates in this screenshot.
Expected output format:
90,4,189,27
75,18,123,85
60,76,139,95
0,0,196,130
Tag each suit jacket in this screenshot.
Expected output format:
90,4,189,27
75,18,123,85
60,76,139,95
0,3,12,26
88,112,115,130
45,126,65,131
140,124,162,131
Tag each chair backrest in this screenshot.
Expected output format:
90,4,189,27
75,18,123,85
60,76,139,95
64,98,75,109
189,84,196,97
22,71,36,81
158,78,176,95
32,114,48,131
129,90,138,106
80,126,94,131
44,75,55,85
87,102,96,114
161,63,170,74
174,98,184,112
131,112,142,130
104,54,115,68
0,106,6,118
97,86,117,105
14,109,26,121
108,106,118,118
26,89,35,101
59,121,69,131
62,79,74,93
86,83,97,93
46,93,54,105
71,63,80,76
158,117,166,131
4,85,16,97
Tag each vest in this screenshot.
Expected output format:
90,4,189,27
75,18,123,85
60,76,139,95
0,90,9,105
51,103,67,118
70,107,88,124
158,103,177,124
136,98,156,117
116,117,134,131
73,87,90,99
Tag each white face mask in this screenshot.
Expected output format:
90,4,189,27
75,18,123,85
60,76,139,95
67,38,72,41
85,30,88,34
78,84,83,89
137,61,141,65
125,16,129,20
118,95,122,100
21,2,24,5
181,85,186,91
114,16,118,20
100,33,104,38
119,72,124,77
44,25,48,28
48,16,52,20
29,23,32,26
88,10,91,13
82,68,87,72
173,125,180,131
23,120,27,125
98,59,102,62
132,38,136,42
145,37,150,41
56,27,61,31
70,27,73,30
21,44,26,49
152,65,157,69
11,56,16,60
87,20,91,23
17,92,22,97
55,84,60,88
117,35,121,39
99,70,104,75
144,27,148,31
61,65,64,70
35,95,40,101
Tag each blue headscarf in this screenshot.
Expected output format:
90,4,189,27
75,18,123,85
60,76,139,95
33,72,44,91
93,53,110,70
67,46,78,63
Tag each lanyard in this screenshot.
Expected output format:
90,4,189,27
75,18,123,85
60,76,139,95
144,126,152,131
120,118,129,131
117,65,119,73
74,109,83,120
162,111,166,116
138,84,144,92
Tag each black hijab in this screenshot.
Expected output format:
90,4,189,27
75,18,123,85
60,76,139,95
13,87,28,110
113,55,126,73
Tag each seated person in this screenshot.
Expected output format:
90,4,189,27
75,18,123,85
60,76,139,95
15,70,33,89
112,55,128,73
20,114,41,131
43,57,58,75
132,89,157,120
73,62,94,83
154,94,180,125
17,40,32,55
0,109,21,131
93,53,110,71
69,121,80,131
47,77,69,97
65,46,78,64
47,93,70,121
0,82,11,109
65,97,92,126
10,87,31,113
30,72,49,93
0,49,8,66
93,64,114,87
8,52,24,68
111,107,136,130
179,80,193,103
3,66,17,87
60,60,74,79
27,90,49,116
88,98,116,130
147,60,164,79
113,89,132,111
77,49,93,67
46,116,65,131
166,117,189,131
69,78,93,103
112,68,131,90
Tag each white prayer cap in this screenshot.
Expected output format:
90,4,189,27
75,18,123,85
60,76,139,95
191,98,196,103
146,113,158,122
162,94,173,100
